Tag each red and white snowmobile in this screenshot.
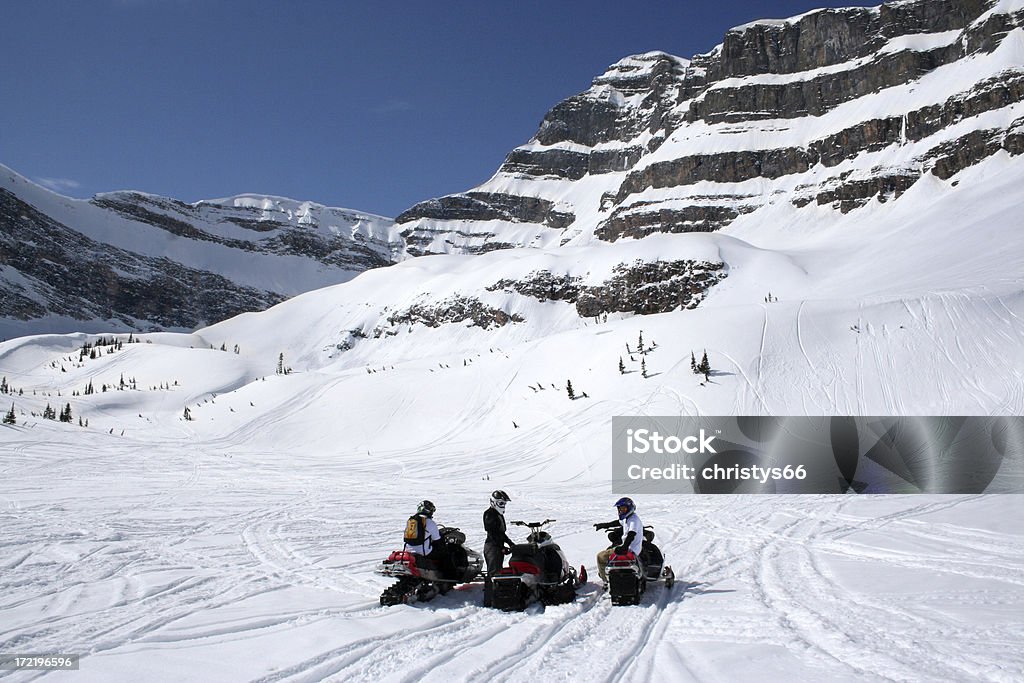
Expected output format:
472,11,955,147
599,525,674,606
491,519,586,611
377,527,483,606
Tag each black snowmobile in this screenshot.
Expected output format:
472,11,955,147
491,519,586,611
378,527,483,606
596,523,674,606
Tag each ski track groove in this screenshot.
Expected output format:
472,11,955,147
465,589,606,683
249,616,469,683
315,607,509,683
772,512,995,681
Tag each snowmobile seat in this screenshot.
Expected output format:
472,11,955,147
539,546,564,584
640,540,663,570
411,553,438,572
509,543,538,565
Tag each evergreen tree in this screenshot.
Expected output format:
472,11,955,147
638,330,645,353
691,351,698,374
618,356,625,374
60,403,73,423
277,352,285,375
2,403,15,425
183,406,193,421
698,351,711,381
566,380,576,400
0,376,7,394
641,358,648,378
43,403,56,420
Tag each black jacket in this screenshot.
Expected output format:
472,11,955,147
483,507,514,547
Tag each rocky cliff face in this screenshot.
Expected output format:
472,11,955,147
397,0,1024,254
0,167,401,336
0,188,284,330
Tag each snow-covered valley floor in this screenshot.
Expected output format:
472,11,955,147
1,431,1021,682
2,138,1024,683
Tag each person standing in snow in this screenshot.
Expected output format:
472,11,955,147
594,497,644,584
482,490,514,607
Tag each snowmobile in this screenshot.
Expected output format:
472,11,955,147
491,519,586,611
378,526,483,606
598,524,674,606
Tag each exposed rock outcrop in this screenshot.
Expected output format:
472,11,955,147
382,296,525,332
487,259,727,317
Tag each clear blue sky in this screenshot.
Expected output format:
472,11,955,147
2,0,863,218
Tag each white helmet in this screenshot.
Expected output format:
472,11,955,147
490,489,511,512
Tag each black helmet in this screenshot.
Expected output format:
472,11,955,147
417,500,436,518
490,490,511,511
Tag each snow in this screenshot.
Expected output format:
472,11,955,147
3,4,1024,679
972,0,1024,28
876,29,963,54
2,141,1024,680
595,52,691,82
0,438,1020,681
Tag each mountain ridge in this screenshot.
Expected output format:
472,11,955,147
0,164,401,339
398,0,1024,255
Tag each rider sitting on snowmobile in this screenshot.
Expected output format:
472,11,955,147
404,500,453,577
594,497,644,584
483,490,514,607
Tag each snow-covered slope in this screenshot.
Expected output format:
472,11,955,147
0,165,401,339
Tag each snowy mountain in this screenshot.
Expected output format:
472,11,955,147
0,164,401,339
399,0,1024,254
1,0,1023,680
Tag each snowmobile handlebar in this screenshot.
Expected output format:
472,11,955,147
510,519,555,528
